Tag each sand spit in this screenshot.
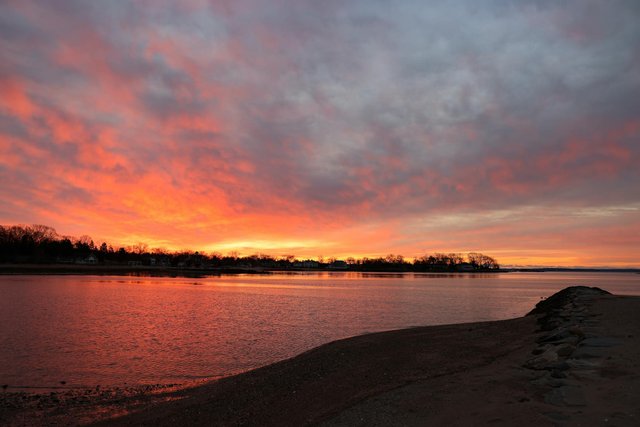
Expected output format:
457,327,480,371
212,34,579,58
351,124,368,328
1,286,638,426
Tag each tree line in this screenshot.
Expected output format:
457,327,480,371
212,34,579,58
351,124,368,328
0,224,500,271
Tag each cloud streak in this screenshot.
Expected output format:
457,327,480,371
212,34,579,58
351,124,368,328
1,0,639,266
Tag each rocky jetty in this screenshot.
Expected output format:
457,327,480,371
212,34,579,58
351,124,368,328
524,287,616,409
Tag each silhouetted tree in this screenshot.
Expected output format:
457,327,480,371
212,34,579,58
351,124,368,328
0,224,501,272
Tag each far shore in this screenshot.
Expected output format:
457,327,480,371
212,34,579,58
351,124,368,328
1,286,638,426
0,263,502,277
1,263,637,278
0,263,271,277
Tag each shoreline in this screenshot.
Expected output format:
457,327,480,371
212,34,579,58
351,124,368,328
1,264,638,278
0,264,272,277
0,263,503,276
1,286,638,425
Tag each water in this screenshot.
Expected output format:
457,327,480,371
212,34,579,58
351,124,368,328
0,271,638,389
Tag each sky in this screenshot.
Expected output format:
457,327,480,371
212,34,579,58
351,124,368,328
1,0,639,267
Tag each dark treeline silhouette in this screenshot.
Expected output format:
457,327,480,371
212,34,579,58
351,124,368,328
0,224,500,272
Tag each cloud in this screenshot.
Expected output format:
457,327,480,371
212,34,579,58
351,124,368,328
0,0,638,265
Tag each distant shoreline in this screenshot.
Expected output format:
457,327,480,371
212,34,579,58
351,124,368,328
0,263,638,277
0,263,505,276
0,263,270,277
503,267,640,273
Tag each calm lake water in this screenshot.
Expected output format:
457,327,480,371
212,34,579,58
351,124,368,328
1,271,639,390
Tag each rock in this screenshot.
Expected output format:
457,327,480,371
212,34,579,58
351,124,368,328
572,346,608,359
525,347,559,370
544,411,571,421
530,374,565,388
566,358,601,370
537,328,572,343
569,369,600,380
538,333,580,346
568,326,585,338
556,344,575,357
528,286,610,316
538,317,563,331
580,337,622,347
547,361,570,371
545,385,586,407
531,346,547,355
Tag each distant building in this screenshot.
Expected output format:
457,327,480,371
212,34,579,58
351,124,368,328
76,255,98,265
294,260,319,269
328,260,348,270
456,262,474,272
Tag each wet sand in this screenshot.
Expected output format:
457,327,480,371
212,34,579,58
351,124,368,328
1,286,638,426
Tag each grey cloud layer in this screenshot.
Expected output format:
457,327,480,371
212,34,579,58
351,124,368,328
1,0,639,223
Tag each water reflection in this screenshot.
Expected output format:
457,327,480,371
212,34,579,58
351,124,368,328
0,272,638,390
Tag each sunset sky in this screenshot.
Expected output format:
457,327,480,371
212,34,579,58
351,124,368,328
1,1,639,267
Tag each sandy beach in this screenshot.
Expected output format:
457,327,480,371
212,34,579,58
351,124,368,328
1,286,638,426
